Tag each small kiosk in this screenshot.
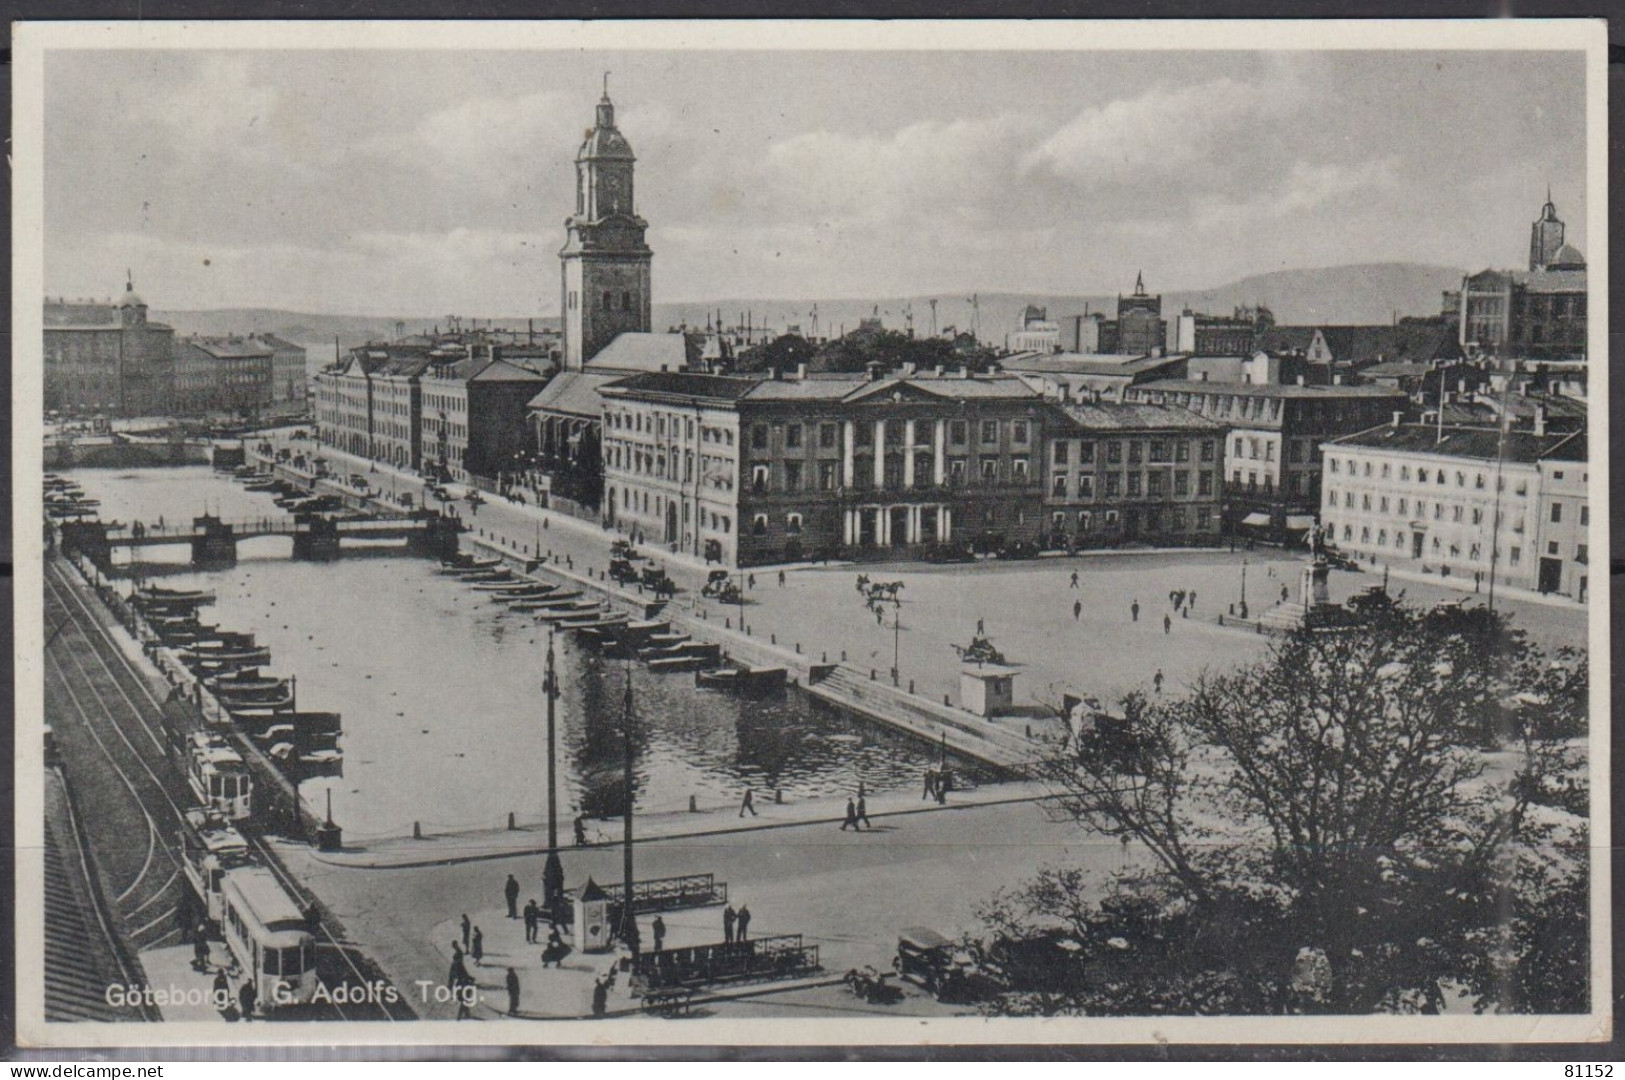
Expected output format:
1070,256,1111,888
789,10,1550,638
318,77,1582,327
960,663,1019,718
574,877,615,954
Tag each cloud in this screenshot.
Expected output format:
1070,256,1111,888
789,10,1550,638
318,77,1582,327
1022,68,1304,185
1191,158,1401,231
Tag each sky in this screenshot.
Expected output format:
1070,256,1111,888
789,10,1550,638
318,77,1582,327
42,46,1588,316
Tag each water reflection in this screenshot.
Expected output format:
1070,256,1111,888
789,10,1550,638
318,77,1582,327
63,467,980,837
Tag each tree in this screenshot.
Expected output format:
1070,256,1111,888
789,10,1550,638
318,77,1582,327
982,602,1587,1014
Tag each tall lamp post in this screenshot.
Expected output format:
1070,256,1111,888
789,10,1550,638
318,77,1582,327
541,633,565,911
890,593,903,687
618,665,640,953
1239,557,1249,619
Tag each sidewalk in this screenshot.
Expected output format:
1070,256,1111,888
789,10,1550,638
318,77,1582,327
301,778,1052,870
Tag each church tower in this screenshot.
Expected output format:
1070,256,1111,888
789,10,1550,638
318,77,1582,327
1529,188,1565,272
560,83,652,370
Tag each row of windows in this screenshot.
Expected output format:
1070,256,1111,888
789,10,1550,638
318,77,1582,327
1046,507,1214,533
1054,439,1217,466
1050,470,1215,499
1228,471,1314,497
1329,457,1505,491
750,418,1032,453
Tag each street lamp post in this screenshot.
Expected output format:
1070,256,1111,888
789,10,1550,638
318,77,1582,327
1239,558,1249,619
618,665,639,953
542,633,565,911
891,595,903,687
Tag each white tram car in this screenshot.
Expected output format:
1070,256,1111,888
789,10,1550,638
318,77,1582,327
219,865,317,1010
178,807,253,925
186,731,252,820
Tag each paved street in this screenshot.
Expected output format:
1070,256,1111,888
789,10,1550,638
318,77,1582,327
274,792,1137,1021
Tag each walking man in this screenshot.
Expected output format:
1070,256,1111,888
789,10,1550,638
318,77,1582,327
748,573,756,590
523,899,539,944
1131,599,1140,622
471,926,484,966
505,874,520,920
1153,669,1165,694
1073,599,1082,621
841,798,858,831
1069,571,1079,589
461,913,472,951
652,915,666,952
922,768,937,801
856,794,871,829
505,967,521,1016
739,787,758,817
737,905,752,941
778,569,786,587
1163,613,1171,635
238,979,257,1022
723,904,737,944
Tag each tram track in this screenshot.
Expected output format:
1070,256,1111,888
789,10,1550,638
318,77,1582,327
44,555,414,1022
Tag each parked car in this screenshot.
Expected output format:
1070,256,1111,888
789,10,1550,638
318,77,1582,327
894,927,979,1002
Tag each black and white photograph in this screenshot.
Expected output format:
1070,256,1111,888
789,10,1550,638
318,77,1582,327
9,19,1610,1049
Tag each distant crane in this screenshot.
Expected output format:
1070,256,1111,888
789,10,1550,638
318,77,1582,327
929,298,938,339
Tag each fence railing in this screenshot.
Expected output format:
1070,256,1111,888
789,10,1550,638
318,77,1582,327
632,934,820,990
602,872,726,914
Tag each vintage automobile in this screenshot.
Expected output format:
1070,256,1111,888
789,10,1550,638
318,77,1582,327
894,927,978,1002
608,557,638,584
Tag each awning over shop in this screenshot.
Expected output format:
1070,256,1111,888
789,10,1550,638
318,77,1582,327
1284,515,1317,531
1240,511,1272,528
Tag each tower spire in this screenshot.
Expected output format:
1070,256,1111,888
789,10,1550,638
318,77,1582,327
1134,270,1145,295
603,70,610,100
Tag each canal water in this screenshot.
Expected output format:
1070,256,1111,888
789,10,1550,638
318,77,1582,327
66,467,963,839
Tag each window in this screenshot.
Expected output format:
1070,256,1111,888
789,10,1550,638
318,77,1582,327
981,459,998,481
1174,472,1188,496
1578,505,1588,527
1577,544,1588,564
1149,440,1166,463
751,424,768,451
1362,461,1371,478
1547,541,1559,556
784,461,802,492
1105,473,1121,497
1078,475,1094,499
751,464,769,493
1232,469,1242,486
752,514,768,536
1129,442,1143,465
603,291,614,309
1400,466,1411,482
622,291,633,311
855,423,872,447
1013,421,1029,445
1550,503,1562,523
1200,440,1215,463
1080,441,1095,463
1199,472,1213,496
819,423,837,449
1456,471,1466,488
950,420,967,445
1078,511,1094,532
1176,442,1190,463
1105,510,1119,527
1417,468,1428,484
1197,508,1211,530
1127,473,1143,497
1433,503,1442,520
1379,497,1389,513
1509,546,1521,566
1108,442,1123,465
981,420,999,444
1378,529,1387,546
785,423,802,449
1471,508,1482,525
1052,474,1068,497
1012,457,1030,481
786,513,803,535
1235,438,1245,459
1249,438,1260,460
1053,442,1069,465
949,458,966,483
1150,472,1167,497
819,461,837,490
1361,527,1370,543
1398,498,1407,516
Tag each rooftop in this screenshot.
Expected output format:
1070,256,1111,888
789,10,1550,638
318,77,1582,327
585,332,696,373
1326,422,1585,464
599,371,761,402
526,370,627,418
1051,400,1225,433
1129,379,1406,400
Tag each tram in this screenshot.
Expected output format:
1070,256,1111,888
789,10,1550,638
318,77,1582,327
186,731,252,820
219,865,318,1010
178,807,253,925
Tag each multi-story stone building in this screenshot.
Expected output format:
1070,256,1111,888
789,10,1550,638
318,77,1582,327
314,351,385,457
371,354,432,471
1533,433,1590,601
1124,378,1406,539
173,337,274,416
43,279,176,417
1457,193,1588,361
259,334,309,409
599,371,753,563
421,353,548,482
1319,420,1586,598
1042,402,1225,549
1099,273,1165,356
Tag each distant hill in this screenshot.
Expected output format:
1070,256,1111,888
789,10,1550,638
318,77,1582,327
153,262,1466,353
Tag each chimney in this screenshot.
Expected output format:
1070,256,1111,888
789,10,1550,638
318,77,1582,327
1533,404,1547,437
1391,411,1403,429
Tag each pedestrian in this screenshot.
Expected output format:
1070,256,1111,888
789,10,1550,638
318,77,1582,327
922,768,937,801
747,573,756,590
652,915,666,952
856,794,871,829
238,979,257,1022
737,905,751,941
193,935,210,972
1131,599,1140,622
505,874,520,920
739,787,758,817
975,617,985,636
449,944,468,986
523,899,539,943
505,967,521,1016
1168,589,1177,606
1069,571,1079,589
471,926,484,966
1281,584,1290,604
461,912,472,950
841,798,858,831
574,814,588,846
212,969,230,1013
1189,589,1196,608
591,977,608,1017
723,904,737,944
1163,613,1171,635
876,608,884,626
1073,599,1082,621
778,569,786,586
1153,669,1164,694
